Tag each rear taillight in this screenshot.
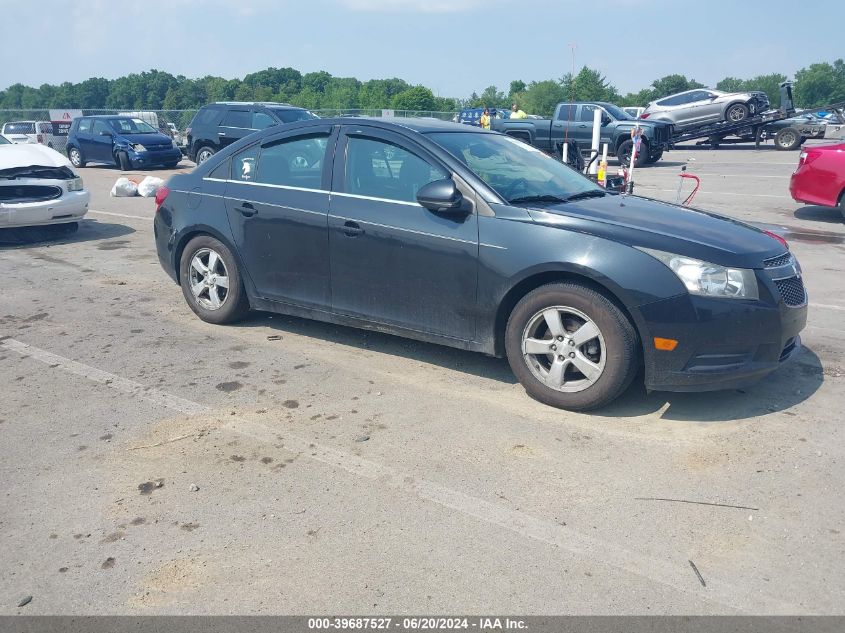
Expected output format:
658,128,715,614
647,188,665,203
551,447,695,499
764,230,789,250
154,186,170,213
639,112,650,119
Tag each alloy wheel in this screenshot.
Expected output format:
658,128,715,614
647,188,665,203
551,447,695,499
189,248,230,310
521,306,607,393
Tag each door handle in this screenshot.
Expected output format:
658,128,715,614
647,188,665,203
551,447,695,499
236,203,257,217
341,220,363,237
578,124,588,128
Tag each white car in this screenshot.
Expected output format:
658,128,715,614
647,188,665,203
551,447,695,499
0,141,90,231
1,120,59,148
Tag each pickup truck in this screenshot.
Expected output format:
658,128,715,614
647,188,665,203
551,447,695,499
491,101,672,166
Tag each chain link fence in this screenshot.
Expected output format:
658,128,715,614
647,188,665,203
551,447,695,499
0,108,459,154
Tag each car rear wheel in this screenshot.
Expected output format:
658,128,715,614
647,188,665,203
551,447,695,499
195,146,215,164
505,282,639,410
838,191,845,221
646,149,664,164
775,127,802,151
617,139,649,168
68,147,85,168
179,235,249,324
726,103,750,123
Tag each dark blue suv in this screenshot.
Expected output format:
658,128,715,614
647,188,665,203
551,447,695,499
66,115,182,170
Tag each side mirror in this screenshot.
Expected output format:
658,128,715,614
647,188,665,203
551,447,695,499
99,130,113,137
416,179,464,214
601,115,612,126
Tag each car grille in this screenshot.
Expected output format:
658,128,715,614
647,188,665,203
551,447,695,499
764,252,791,268
774,276,806,307
0,184,63,203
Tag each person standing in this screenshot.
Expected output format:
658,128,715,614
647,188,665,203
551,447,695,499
479,107,491,130
510,104,528,119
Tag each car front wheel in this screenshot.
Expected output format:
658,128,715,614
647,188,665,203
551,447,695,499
505,282,639,410
68,147,85,168
179,236,249,324
726,103,750,123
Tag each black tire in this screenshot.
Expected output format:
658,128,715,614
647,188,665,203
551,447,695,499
559,141,584,171
617,139,649,168
646,149,664,164
709,136,721,149
726,103,749,123
195,146,215,164
504,282,640,411
117,151,131,171
179,235,249,324
68,146,85,168
775,127,802,151
164,161,179,169
838,191,845,222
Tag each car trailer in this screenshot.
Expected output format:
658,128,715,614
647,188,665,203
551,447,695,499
667,82,845,151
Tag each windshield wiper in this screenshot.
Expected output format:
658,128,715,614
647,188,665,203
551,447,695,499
562,190,607,202
507,194,568,205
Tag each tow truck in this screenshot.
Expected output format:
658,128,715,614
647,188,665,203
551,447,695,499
668,82,845,151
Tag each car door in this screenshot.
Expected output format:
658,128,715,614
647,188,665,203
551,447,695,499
218,109,257,149
90,120,115,163
223,125,336,308
74,118,94,158
328,127,478,341
684,90,721,125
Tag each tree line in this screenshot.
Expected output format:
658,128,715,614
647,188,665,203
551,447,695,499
1,60,843,116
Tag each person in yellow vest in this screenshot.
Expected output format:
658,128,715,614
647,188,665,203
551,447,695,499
479,107,491,130
510,103,528,119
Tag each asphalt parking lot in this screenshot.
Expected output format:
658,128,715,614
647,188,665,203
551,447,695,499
1,143,843,615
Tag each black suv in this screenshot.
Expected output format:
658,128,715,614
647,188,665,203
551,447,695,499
186,102,317,164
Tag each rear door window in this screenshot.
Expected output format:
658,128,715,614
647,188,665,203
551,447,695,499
77,119,92,134
221,110,252,129
255,133,330,190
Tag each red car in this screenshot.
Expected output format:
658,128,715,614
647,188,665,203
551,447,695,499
789,142,845,219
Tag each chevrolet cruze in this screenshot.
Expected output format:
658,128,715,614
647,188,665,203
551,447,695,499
154,118,807,410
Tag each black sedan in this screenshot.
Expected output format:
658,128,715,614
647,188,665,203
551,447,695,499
154,118,807,410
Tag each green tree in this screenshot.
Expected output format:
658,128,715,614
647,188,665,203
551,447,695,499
522,80,567,117
391,86,437,111
794,59,845,107
649,74,704,99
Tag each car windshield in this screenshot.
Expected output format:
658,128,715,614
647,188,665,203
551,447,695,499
429,132,603,204
108,118,158,134
4,122,36,134
269,108,319,124
602,104,633,120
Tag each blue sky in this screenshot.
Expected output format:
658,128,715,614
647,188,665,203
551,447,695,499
1,0,841,98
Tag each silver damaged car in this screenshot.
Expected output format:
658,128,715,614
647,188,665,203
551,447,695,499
641,89,770,129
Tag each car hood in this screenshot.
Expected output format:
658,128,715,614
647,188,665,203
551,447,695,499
118,132,173,145
524,194,784,269
0,143,73,170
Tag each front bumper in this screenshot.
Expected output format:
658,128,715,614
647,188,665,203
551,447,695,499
0,190,90,228
128,147,182,167
639,290,807,392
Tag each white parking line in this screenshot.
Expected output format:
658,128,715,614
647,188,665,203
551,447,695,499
0,335,800,614
810,303,845,312
89,209,152,221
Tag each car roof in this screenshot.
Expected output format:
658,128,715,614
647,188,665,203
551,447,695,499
212,102,302,109
318,117,472,133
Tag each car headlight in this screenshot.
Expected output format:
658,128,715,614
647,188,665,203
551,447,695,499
640,248,759,300
66,177,84,192
131,143,147,152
